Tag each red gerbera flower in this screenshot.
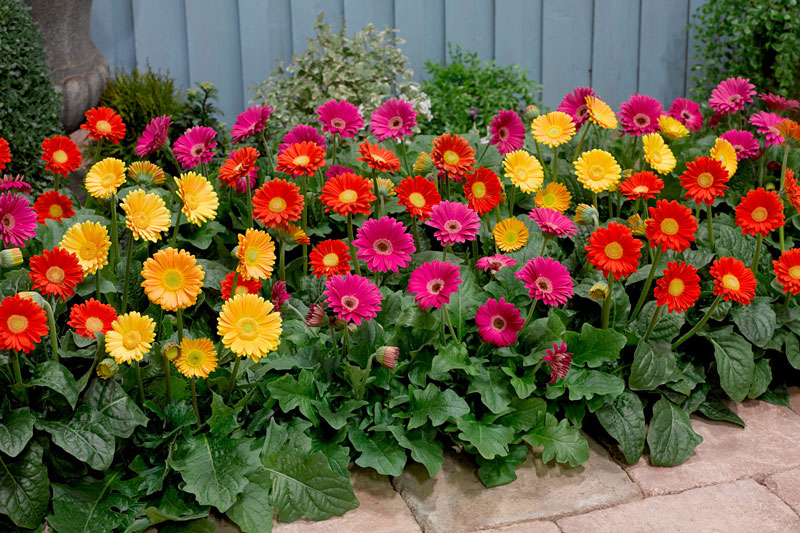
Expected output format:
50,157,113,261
679,156,729,205
219,272,262,301
710,257,757,305
0,137,10,173
619,171,664,201
33,190,75,224
394,176,441,220
41,135,82,177
309,239,352,278
585,222,643,280
774,249,800,295
431,133,476,181
645,200,697,252
784,169,800,214
654,261,701,313
67,298,117,339
275,141,326,177
0,294,49,353
320,173,375,217
735,187,785,237
252,178,304,227
218,146,259,192
357,140,401,173
463,168,502,215
80,107,126,144
29,247,85,300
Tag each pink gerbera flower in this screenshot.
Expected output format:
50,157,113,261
475,297,524,347
316,100,363,138
668,98,703,132
324,273,382,325
709,77,755,114
135,115,172,157
557,87,596,129
408,261,462,310
489,110,526,154
543,341,572,383
425,201,481,246
231,104,272,144
370,98,417,141
173,126,217,169
759,93,800,112
619,94,663,135
325,165,354,178
279,124,327,152
720,130,760,160
477,254,517,274
528,208,578,239
270,280,291,312
0,175,31,194
0,192,37,247
515,257,574,306
353,216,415,273
750,111,785,147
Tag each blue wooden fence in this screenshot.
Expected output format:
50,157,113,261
91,0,706,123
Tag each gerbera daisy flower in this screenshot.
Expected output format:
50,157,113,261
619,171,664,200
231,104,272,144
489,110,526,154
680,156,730,205
516,257,574,306
218,146,259,193
175,338,218,379
127,161,165,185
353,216,415,273
735,187,785,237
773,249,800,295
357,140,401,173
575,203,600,226
85,157,126,199
528,207,578,239
642,133,676,174
463,168,502,215
370,98,417,141
543,341,572,383
174,126,217,169
59,221,111,274
220,271,262,300
493,217,529,252
237,228,276,280
305,303,326,327
29,247,84,300
275,141,326,177
105,311,156,364
141,248,204,311
120,189,171,242
710,257,757,305
408,260,462,310
217,293,282,361
531,111,576,147
784,169,800,213
574,149,621,193
280,124,327,152
535,183,572,213
477,254,517,274
0,138,10,173
309,239,351,278
275,223,310,245
426,201,481,246
709,76,755,114
395,176,441,220
558,86,596,129
316,99,364,138
81,106,126,144
585,222,643,280
252,178,304,227
585,96,618,130
136,115,172,157
0,248,22,268
628,213,646,236
0,174,31,194
413,152,433,175
719,130,760,160
503,150,544,193
271,280,291,312
777,119,800,146
41,135,81,177
373,177,396,198
0,294,48,353
175,171,219,226
619,93,663,136
475,298,524,347
0,192,37,248
320,172,375,217
325,165,353,178
709,138,738,178
324,273,382,325
750,111,785,147
654,261,701,313
68,298,117,338
668,97,703,131
760,93,800,112
657,115,689,140
645,200,697,252
431,133,476,180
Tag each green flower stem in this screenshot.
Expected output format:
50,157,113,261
42,299,58,362
327,322,340,368
164,145,183,176
476,141,490,166
224,356,241,403
279,238,286,281
607,192,613,221
332,135,337,166
779,144,791,252
752,234,763,274
355,353,375,400
121,235,134,314
695,202,701,221
494,206,502,230
540,235,549,257
572,123,591,161
133,360,145,403
229,272,239,300
191,378,201,426
442,303,458,340
534,140,547,181
631,248,662,319
552,145,559,183
471,238,480,268
92,138,103,166
245,173,254,228
707,203,715,253
342,324,351,356
399,138,411,172
347,214,361,275
109,194,120,265
601,275,615,329
95,271,101,301
672,294,723,349
170,208,183,248
85,334,105,389
784,293,792,308
53,173,60,193
301,175,309,275
632,198,642,219
758,154,767,187
10,350,23,386
521,299,538,330
593,192,598,210
643,304,663,342
261,131,275,172
410,217,421,250
509,186,516,216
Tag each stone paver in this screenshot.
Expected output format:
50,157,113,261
392,439,641,533
765,466,800,515
789,386,800,416
625,400,800,496
557,479,800,533
468,521,560,533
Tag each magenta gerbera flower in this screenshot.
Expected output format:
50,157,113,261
557,86,596,129
325,165,354,178
489,110,526,155
0,175,31,195
543,341,572,383
231,104,272,144
316,100,363,138
528,208,578,239
408,261,462,310
173,126,217,169
515,257,574,306
279,124,327,152
668,98,703,132
0,192,37,247
750,111,785,147
271,280,291,312
135,115,172,157
619,93,663,136
425,201,481,246
477,254,517,274
709,77,755,114
719,130,760,160
370,98,417,141
759,93,800,112
475,297,524,347
324,273,382,325
353,216,415,273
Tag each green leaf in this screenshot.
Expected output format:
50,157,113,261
195,259,229,290
564,368,625,401
0,408,35,458
696,397,745,427
143,486,209,526
266,370,319,424
431,342,475,376
36,409,115,470
732,297,776,348
595,390,646,464
28,361,79,408
406,384,470,430
348,426,406,476
226,478,274,533
49,471,139,533
467,365,513,414
646,398,703,466
502,365,538,399
476,444,528,488
456,414,515,460
523,413,589,467
389,425,444,477
636,301,685,341
0,443,49,529
748,358,772,399
83,378,148,438
497,397,546,432
629,340,677,391
448,267,484,336
784,332,800,370
698,327,754,402
207,391,241,437
567,323,627,368
316,399,367,430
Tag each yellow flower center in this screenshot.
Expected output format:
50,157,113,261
443,150,460,165
7,314,28,334
547,126,561,138
649,151,662,164
516,168,527,180
49,204,64,218
235,285,250,296
371,153,386,164
633,185,649,194
722,274,740,291
339,189,358,204
235,317,259,341
408,192,426,208
85,316,104,334
52,150,68,164
183,192,199,210
269,197,287,213
668,278,685,296
96,120,112,134
604,242,623,260
131,211,150,229
45,266,65,284
79,241,99,260
245,248,260,264
590,165,606,180
697,172,714,188
100,173,117,187
293,155,310,167
751,207,768,222
122,330,142,350
472,182,486,199
163,269,184,290
186,349,204,366
660,218,679,236
504,231,518,244
789,266,800,279
322,253,340,267
542,193,556,206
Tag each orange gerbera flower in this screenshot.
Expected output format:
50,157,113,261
252,178,304,227
33,190,75,224
619,171,664,201
0,294,48,353
463,168,502,215
220,272,262,301
735,187,785,237
309,239,351,278
320,173,375,217
710,257,756,305
29,247,85,300
275,141,326,177
80,107,126,144
654,261,701,313
218,146,260,190
645,200,697,252
784,169,800,213
275,223,310,245
778,118,800,145
774,249,800,295
679,156,729,205
68,298,117,338
357,140,401,173
431,133,476,180
585,222,643,280
394,176,441,220
41,135,82,177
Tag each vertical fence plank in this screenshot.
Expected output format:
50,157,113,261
291,0,345,55
394,0,445,79
591,0,640,108
444,0,494,61
132,0,190,89
91,1,115,69
541,0,593,110
638,0,689,106
494,0,542,88
685,0,707,97
343,0,393,34
238,0,293,105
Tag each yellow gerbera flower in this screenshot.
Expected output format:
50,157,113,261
535,183,572,213
657,116,689,140
574,149,621,193
710,137,738,178
585,96,618,129
236,228,276,280
175,337,218,379
120,189,171,242
642,133,676,175
175,172,219,226
413,152,433,174
141,247,205,311
503,150,543,193
217,293,282,361
59,221,111,274
374,177,397,197
105,311,156,364
531,111,576,147
127,161,165,185
493,217,529,252
85,157,126,199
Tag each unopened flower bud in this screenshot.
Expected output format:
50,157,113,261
376,346,399,370
332,318,346,329
621,169,634,179
162,342,181,362
97,358,118,379
574,204,599,226
525,104,540,120
589,281,609,301
766,182,777,192
413,152,433,175
17,291,47,307
0,248,23,267
768,160,781,173
306,303,326,327
627,214,646,236
347,323,357,334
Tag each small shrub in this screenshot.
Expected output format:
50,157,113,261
175,81,229,151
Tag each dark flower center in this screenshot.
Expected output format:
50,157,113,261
331,118,346,129
535,276,553,293
498,127,509,141
190,144,205,157
1,214,15,230
681,110,691,120
491,316,506,331
373,238,393,255
444,220,462,233
341,295,359,310
727,94,742,105
633,113,650,127
389,116,403,129
576,105,588,119
427,279,444,294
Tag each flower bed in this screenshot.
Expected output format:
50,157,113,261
0,77,799,532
